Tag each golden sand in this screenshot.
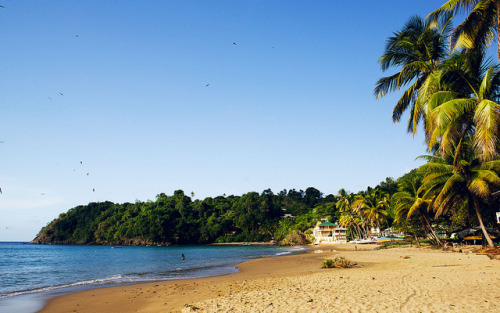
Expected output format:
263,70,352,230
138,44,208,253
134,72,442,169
38,244,500,313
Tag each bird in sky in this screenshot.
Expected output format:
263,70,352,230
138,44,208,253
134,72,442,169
40,193,45,196
58,92,64,96
87,173,89,176
233,42,236,45
48,97,52,101
93,188,95,192
205,83,210,87
80,161,83,164
0,188,2,194
0,141,4,143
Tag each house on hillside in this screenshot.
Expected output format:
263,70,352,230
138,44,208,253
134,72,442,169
312,221,347,244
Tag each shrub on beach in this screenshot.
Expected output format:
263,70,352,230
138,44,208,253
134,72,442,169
322,257,354,268
279,231,310,246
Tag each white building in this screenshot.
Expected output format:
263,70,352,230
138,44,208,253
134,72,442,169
312,221,347,244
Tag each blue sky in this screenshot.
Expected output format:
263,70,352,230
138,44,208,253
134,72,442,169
0,1,464,241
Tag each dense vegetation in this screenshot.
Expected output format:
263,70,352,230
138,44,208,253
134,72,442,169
32,188,339,245
34,1,500,247
375,1,500,247
32,171,500,246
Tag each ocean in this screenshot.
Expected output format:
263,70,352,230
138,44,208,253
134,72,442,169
0,242,300,313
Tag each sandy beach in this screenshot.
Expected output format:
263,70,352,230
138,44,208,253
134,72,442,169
38,244,500,313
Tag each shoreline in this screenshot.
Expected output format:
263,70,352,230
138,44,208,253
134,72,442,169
37,245,315,313
38,244,500,312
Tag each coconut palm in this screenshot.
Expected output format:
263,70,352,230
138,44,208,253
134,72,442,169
353,189,389,233
419,147,500,248
417,54,500,162
336,190,365,238
392,170,443,246
375,15,451,133
428,0,500,60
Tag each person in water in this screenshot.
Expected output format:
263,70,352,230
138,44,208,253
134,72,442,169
181,254,185,260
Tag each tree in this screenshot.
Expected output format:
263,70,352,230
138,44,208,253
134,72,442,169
304,187,322,207
375,15,451,133
353,189,389,232
417,55,500,162
428,0,500,60
336,189,365,238
392,170,443,246
419,148,500,248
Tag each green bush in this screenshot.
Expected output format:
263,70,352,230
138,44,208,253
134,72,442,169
322,256,354,268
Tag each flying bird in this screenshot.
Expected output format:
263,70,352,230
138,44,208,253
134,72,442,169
80,161,83,164
48,97,52,101
87,173,89,176
0,188,2,194
58,92,64,96
93,188,95,192
205,83,210,87
232,42,236,45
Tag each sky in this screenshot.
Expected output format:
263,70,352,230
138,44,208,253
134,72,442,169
0,1,464,241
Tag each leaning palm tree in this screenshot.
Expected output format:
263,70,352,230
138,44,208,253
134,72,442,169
375,15,451,133
337,190,365,238
353,189,389,234
428,0,500,60
419,146,500,248
392,170,443,246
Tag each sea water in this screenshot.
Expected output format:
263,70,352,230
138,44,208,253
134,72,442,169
0,242,301,313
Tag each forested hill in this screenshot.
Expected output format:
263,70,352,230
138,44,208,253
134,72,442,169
31,188,341,245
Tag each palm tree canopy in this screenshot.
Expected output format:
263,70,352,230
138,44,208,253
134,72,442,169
427,0,500,59
375,15,451,133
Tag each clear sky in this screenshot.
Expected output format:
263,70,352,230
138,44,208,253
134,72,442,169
0,1,460,241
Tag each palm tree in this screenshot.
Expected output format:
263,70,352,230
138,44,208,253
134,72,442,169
419,148,500,248
428,0,500,60
392,170,443,246
353,189,389,234
336,190,365,238
375,15,451,133
416,54,500,162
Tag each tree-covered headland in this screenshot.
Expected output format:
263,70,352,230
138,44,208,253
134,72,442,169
32,187,339,245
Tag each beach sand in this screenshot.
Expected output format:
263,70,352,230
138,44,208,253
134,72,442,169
39,244,500,313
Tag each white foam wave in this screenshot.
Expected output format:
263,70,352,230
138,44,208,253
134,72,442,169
0,275,123,299
275,251,291,256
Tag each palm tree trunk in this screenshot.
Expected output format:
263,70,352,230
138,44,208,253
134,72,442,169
421,213,443,246
419,216,433,242
414,233,421,248
353,224,361,238
350,224,360,239
472,196,495,248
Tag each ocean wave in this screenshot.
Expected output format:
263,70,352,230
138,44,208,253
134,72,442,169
0,275,123,299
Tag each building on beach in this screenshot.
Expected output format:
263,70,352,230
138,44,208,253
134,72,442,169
312,221,347,244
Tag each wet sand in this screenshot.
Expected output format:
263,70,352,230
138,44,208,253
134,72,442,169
38,244,500,313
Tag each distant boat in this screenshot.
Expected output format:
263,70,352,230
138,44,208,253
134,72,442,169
377,237,404,245
351,238,378,244
111,246,122,249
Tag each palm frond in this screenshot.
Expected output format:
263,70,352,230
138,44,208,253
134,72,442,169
473,99,500,161
468,176,490,197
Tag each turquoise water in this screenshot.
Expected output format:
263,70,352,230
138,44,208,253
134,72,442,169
0,242,299,312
